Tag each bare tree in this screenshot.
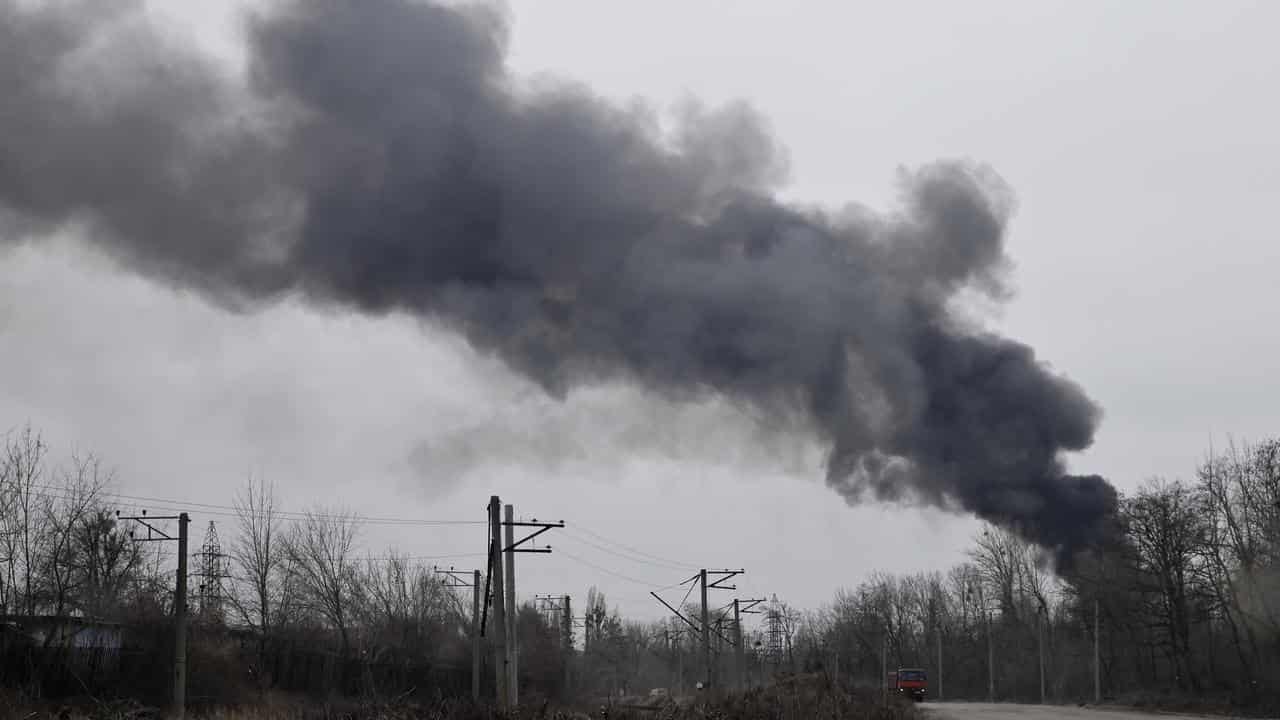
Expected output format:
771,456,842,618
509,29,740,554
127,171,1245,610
229,476,289,691
1,425,49,616
1198,438,1280,691
73,506,141,619
283,507,362,658
1124,478,1211,691
42,453,110,621
970,525,1025,621
362,551,412,632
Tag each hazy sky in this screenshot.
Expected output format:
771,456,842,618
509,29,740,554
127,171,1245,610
2,0,1277,621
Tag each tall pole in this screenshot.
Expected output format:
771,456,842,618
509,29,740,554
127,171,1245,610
472,570,481,701
986,608,994,702
937,622,943,700
173,513,189,720
504,504,518,707
1039,607,1046,704
972,584,993,702
881,633,887,706
677,631,684,695
1094,597,1101,703
563,594,572,696
733,599,745,690
700,570,711,691
489,497,508,708
980,585,993,702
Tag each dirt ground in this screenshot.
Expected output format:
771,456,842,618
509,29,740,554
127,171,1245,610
923,702,1278,720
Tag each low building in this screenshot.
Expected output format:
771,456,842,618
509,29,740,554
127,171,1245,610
0,614,124,650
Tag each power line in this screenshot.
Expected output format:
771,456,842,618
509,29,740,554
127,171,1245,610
405,552,486,561
570,523,701,570
23,489,485,563
25,484,483,526
555,548,685,591
559,531,698,572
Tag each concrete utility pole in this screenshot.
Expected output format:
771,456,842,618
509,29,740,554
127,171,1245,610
977,584,993,702
677,631,684,694
504,504,517,707
473,570,482,701
562,594,573,694
937,622,943,700
986,606,994,702
483,502,560,707
833,648,839,688
436,566,481,700
652,571,742,694
174,513,189,720
700,570,711,690
881,633,887,706
733,599,745,690
119,509,189,720
488,496,508,708
1094,597,1101,703
1039,606,1046,704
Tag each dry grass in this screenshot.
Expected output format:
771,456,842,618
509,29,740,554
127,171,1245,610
2,675,922,720
1107,689,1280,719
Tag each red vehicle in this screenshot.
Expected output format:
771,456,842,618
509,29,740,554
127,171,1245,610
888,668,928,701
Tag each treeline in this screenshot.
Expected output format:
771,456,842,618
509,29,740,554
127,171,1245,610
540,439,1280,709
0,425,480,702
791,438,1280,708
0,426,166,626
4,424,1278,710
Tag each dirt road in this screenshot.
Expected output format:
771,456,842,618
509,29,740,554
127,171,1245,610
923,703,1259,720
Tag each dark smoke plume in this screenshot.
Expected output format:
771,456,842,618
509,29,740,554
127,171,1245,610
0,0,1116,565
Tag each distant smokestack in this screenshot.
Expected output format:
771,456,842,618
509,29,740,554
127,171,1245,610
0,0,1116,567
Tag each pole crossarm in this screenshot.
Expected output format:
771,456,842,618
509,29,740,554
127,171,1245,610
435,567,477,588
501,519,564,553
117,512,180,542
535,594,565,609
716,596,764,622
706,569,743,590
435,567,479,624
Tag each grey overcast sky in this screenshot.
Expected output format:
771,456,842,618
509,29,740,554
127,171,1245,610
2,0,1277,621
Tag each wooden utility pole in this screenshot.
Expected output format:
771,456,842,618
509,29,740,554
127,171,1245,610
488,496,508,708
504,504,518,707
700,570,711,691
472,570,481,701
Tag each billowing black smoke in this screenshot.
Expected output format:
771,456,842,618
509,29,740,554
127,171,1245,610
0,0,1115,566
